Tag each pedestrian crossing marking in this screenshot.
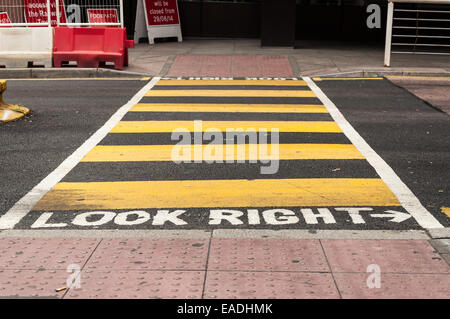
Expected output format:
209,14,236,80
130,103,328,113
80,144,365,162
5,77,424,230
110,121,342,133
156,80,308,86
33,178,401,211
145,90,316,98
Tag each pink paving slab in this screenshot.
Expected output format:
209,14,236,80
204,271,339,299
0,269,69,298
231,56,261,77
167,55,294,77
168,55,203,76
200,56,232,76
262,56,294,77
321,239,450,273
85,238,209,270
0,238,100,270
65,270,204,299
334,273,450,299
208,238,329,272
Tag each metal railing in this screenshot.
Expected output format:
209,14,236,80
56,0,124,28
384,0,450,66
0,0,124,28
0,0,52,26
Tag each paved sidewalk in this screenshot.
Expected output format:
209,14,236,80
1,39,449,79
127,39,450,77
1,231,449,299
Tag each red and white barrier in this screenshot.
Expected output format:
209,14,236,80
53,27,133,70
0,27,53,68
0,1,131,69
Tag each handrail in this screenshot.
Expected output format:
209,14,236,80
384,0,450,67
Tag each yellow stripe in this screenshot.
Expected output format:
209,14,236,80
34,178,401,211
441,207,450,218
313,78,383,81
387,76,450,80
130,103,328,113
145,90,316,97
111,121,342,133
4,78,145,81
81,144,364,162
156,80,308,86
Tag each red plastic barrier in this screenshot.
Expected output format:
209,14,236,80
53,27,133,70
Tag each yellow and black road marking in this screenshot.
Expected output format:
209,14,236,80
24,78,418,229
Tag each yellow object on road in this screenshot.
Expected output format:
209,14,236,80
0,80,30,123
442,207,450,218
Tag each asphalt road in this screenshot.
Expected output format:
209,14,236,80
316,78,449,228
388,76,450,114
0,79,147,219
0,77,448,230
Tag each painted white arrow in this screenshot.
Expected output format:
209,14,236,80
370,210,412,223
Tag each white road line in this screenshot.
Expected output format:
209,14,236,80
304,77,443,229
0,77,161,230
0,229,430,240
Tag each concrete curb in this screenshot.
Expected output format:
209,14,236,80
1,67,450,79
311,69,450,78
0,68,150,79
0,229,431,240
212,229,430,240
427,228,450,239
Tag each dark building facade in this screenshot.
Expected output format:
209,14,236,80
124,0,450,55
125,0,389,43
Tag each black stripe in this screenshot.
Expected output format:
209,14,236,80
152,85,312,90
99,132,351,145
140,97,322,105
122,112,333,122
63,160,378,182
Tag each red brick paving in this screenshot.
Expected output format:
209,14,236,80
204,272,339,299
208,238,328,272
85,238,209,270
0,269,68,298
334,273,450,299
65,270,204,299
0,238,449,299
167,55,294,77
321,239,450,273
0,238,99,270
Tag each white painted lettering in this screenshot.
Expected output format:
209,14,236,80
263,209,299,225
31,212,67,228
152,210,187,225
72,211,116,226
114,211,151,226
335,207,372,224
209,209,244,225
300,208,336,224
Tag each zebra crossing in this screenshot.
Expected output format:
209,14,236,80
5,77,438,229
